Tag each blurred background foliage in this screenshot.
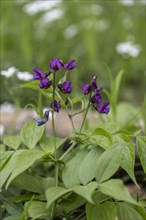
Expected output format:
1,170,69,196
0,0,145,107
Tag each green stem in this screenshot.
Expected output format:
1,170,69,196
79,91,92,135
79,101,90,136
60,141,77,160
52,73,58,187
50,73,58,220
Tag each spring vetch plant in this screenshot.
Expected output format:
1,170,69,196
0,58,145,220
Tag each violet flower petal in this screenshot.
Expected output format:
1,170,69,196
97,102,110,114
50,59,62,72
82,84,91,95
58,81,72,94
63,59,76,70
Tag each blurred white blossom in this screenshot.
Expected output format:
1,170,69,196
64,25,78,39
41,9,64,23
24,0,62,15
116,41,141,58
0,124,5,136
0,102,15,113
119,0,134,6
43,108,56,120
1,67,17,78
17,72,33,81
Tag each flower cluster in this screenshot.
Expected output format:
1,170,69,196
33,59,76,90
34,58,76,126
82,75,110,114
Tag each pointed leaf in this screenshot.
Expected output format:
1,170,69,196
46,186,71,208
20,120,45,148
136,136,146,174
72,182,98,204
99,179,138,205
62,150,87,188
121,143,138,187
0,150,25,188
79,147,103,185
86,201,116,220
40,137,66,153
26,201,49,219
117,202,143,220
3,135,21,149
91,128,112,149
95,145,123,182
6,149,44,188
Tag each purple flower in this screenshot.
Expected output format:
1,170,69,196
82,84,91,95
97,102,110,114
91,93,102,105
58,81,72,94
50,59,62,72
34,111,49,126
33,68,46,80
39,78,52,89
63,60,76,70
91,75,103,93
34,118,48,126
50,100,61,112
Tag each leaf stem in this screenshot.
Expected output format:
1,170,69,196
52,72,58,188
50,73,58,220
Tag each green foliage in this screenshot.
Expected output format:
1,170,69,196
86,201,117,220
136,136,146,174
20,120,45,148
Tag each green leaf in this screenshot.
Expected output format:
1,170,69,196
40,136,66,153
3,200,23,216
0,150,25,188
79,147,103,185
92,191,110,204
0,151,13,170
12,172,43,194
62,150,87,188
20,120,45,148
3,216,20,220
95,122,120,134
26,201,49,219
72,182,98,204
95,145,123,182
90,128,112,149
86,201,116,220
3,135,21,149
121,143,138,187
98,179,138,205
19,81,39,90
6,149,44,188
117,202,143,220
0,144,6,152
60,193,85,213
136,136,146,174
46,186,71,208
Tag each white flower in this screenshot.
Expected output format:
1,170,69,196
64,25,78,39
119,0,134,6
24,0,62,15
43,108,56,121
1,66,17,78
0,124,5,136
0,102,15,113
41,9,64,23
116,41,141,58
95,19,110,32
17,71,33,81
